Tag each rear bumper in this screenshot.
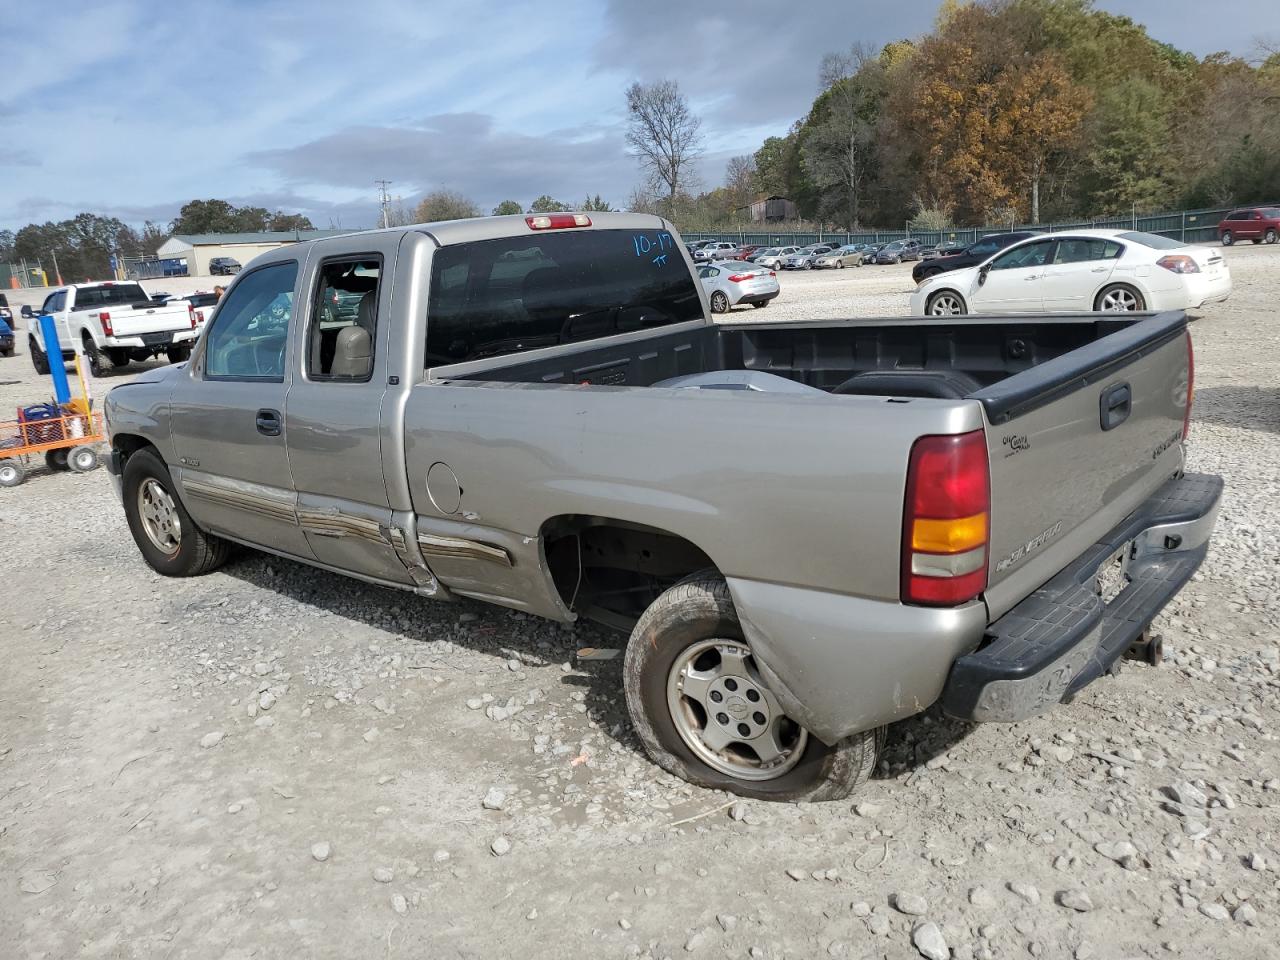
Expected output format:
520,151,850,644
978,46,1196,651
940,471,1223,723
733,289,779,306
103,330,196,350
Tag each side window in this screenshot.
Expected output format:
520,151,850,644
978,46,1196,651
41,292,60,314
1227,210,1244,221
706,267,720,278
697,266,712,279
969,239,1000,257
989,239,1053,270
1054,238,1124,264
306,256,381,382
203,261,298,381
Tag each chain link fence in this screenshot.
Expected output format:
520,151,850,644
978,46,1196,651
678,202,1275,247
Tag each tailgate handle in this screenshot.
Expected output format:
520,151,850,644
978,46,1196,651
1100,382,1131,431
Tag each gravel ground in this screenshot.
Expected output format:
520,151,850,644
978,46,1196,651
1,247,1278,960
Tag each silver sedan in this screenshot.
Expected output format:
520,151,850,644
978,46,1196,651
697,260,780,313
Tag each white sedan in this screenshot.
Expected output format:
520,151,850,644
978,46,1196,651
910,229,1231,316
698,260,779,313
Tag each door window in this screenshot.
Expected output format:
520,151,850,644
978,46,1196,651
968,238,1002,258
41,292,63,313
306,256,381,381
1052,238,1123,264
1227,210,1246,221
203,261,298,381
988,239,1054,270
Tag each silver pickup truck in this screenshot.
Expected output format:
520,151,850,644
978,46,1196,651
104,212,1222,801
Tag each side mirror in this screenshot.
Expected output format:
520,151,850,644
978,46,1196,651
20,305,34,318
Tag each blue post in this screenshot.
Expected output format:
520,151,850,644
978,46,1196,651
39,315,71,404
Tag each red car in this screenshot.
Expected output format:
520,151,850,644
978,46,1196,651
1217,206,1280,246
737,244,764,261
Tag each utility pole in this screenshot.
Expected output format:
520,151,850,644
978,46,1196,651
376,180,393,229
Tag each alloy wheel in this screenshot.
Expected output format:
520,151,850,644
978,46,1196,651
138,478,182,556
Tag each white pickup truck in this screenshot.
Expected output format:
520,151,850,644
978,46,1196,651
24,281,200,375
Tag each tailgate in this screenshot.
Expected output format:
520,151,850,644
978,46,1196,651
975,313,1191,620
94,303,191,337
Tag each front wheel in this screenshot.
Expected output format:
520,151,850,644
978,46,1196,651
69,445,100,473
709,291,730,314
30,338,49,375
0,460,25,487
1095,284,1145,312
1267,229,1278,244
623,574,882,802
1221,231,1233,246
45,449,70,472
925,290,967,316
122,448,230,576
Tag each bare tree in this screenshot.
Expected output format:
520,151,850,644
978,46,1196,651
625,80,704,214
724,155,757,214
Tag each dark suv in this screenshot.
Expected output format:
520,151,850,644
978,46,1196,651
209,256,242,276
1218,207,1280,246
911,231,1039,283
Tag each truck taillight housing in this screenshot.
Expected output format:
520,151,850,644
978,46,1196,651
1183,329,1195,440
901,430,990,607
99,312,114,336
189,305,197,328
526,214,591,230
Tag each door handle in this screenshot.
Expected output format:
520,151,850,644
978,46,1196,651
1099,382,1131,431
255,408,282,437
1091,266,1108,273
1024,274,1040,280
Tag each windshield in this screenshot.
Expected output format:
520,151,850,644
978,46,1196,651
427,228,703,366
1116,231,1183,250
759,248,779,256
1260,208,1280,218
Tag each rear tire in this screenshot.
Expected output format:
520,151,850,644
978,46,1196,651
30,338,49,375
623,574,883,802
710,291,730,314
1095,284,1145,312
925,290,968,316
1221,231,1233,246
45,449,70,472
166,344,192,364
122,447,230,576
0,460,25,487
106,348,130,369
69,445,99,473
82,336,106,376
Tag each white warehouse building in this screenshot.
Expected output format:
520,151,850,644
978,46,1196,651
156,230,353,277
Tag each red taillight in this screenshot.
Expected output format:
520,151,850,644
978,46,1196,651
769,270,776,277
196,309,206,324
1157,254,1200,274
99,311,114,336
902,430,990,607
189,305,197,328
1183,329,1195,440
526,214,591,230
727,273,753,283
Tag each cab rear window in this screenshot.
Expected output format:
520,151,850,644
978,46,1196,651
73,284,150,308
426,229,703,366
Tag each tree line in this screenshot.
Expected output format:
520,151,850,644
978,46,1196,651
624,0,1280,231
0,199,316,281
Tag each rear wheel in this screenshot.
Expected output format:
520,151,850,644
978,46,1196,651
69,445,100,473
44,449,70,472
0,460,25,488
709,291,730,314
82,335,106,376
1221,231,1233,246
623,574,882,802
1267,229,1278,244
166,344,192,364
122,447,230,576
925,290,967,316
29,338,49,375
1095,284,1145,312
106,348,131,369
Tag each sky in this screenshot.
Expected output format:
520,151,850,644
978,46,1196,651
1,0,1274,236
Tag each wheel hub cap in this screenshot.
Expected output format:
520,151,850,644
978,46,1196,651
666,638,807,781
138,478,182,556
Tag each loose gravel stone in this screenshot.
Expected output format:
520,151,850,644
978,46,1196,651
1056,890,1094,912
372,867,393,883
912,922,949,960
311,842,331,862
491,836,512,857
199,731,224,749
893,893,928,915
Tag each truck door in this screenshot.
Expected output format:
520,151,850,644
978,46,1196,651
285,233,413,585
35,290,70,357
168,259,313,558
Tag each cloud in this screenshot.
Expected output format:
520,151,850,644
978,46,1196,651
0,148,40,168
246,113,634,213
593,1,937,130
